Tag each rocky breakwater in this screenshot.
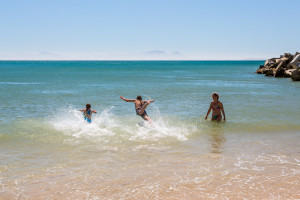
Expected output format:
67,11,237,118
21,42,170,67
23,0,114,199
256,52,300,81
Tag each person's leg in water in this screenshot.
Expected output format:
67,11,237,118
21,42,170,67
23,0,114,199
143,115,152,123
138,100,150,115
139,101,152,123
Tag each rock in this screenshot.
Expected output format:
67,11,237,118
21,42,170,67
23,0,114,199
291,69,300,81
264,59,275,67
256,52,300,81
264,60,270,67
274,62,285,77
283,69,297,78
269,63,277,69
288,54,300,69
262,68,270,74
291,76,300,81
265,69,274,76
256,69,263,74
284,53,293,58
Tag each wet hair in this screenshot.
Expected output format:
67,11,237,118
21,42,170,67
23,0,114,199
137,96,142,100
86,104,91,109
212,92,219,100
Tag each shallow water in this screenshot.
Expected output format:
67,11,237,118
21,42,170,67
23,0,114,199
0,61,299,199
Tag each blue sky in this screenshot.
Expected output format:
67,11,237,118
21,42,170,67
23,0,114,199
0,0,299,60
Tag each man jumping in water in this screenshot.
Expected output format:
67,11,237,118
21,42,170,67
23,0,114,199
120,95,155,122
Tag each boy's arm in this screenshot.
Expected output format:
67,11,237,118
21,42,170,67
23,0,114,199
79,109,85,112
92,110,97,113
120,96,136,102
149,100,155,103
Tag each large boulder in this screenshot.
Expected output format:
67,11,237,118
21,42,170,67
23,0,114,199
261,68,271,74
265,69,274,76
264,58,276,67
257,52,300,81
269,63,277,69
256,65,265,73
286,53,295,62
284,53,293,58
275,58,282,63
284,69,297,78
281,57,289,62
291,69,300,81
288,54,300,69
274,62,285,77
278,53,293,63
256,68,263,74
259,65,264,69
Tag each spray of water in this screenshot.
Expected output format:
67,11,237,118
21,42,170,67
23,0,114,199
48,104,196,144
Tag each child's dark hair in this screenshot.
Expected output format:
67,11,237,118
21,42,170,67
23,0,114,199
137,96,142,100
86,104,91,109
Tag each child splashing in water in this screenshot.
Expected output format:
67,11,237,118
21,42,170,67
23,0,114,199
79,104,97,123
120,95,155,122
205,92,226,121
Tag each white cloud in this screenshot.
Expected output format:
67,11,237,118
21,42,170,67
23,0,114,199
142,50,167,55
139,50,184,60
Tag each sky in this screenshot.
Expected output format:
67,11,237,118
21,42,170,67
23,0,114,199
0,0,299,60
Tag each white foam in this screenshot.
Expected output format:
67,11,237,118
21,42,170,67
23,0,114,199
128,117,191,141
128,98,193,141
49,106,116,142
48,105,195,143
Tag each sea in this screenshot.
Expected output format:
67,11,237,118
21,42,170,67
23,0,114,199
0,61,299,199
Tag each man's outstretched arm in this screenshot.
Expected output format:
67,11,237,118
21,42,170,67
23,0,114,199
120,96,136,102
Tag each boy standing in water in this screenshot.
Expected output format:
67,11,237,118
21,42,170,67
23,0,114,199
205,92,226,121
120,95,155,122
79,104,97,123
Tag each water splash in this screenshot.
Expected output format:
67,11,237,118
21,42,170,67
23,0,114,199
49,105,195,143
49,106,116,142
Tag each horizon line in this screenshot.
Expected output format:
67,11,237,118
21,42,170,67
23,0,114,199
0,59,266,61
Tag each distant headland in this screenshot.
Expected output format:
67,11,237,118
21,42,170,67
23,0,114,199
256,52,300,81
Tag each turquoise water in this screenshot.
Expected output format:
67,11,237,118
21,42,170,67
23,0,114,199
0,61,300,199
0,61,299,129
